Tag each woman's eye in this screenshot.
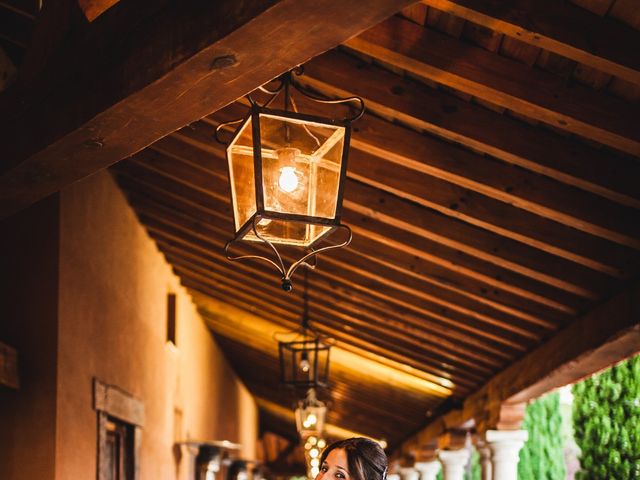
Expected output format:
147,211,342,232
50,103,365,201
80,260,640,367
335,474,345,479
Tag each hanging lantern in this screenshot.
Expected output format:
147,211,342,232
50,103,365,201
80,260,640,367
217,68,364,291
277,270,330,389
294,388,327,439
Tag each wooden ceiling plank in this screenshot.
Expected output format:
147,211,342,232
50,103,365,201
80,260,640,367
144,210,521,362
207,108,623,292
169,252,501,374
0,0,416,217
110,165,537,348
421,0,640,85
162,227,517,362
344,16,640,155
201,295,476,396
299,51,640,247
122,139,592,322
179,270,486,387
162,123,600,315
347,150,640,276
346,219,584,322
134,140,580,324
193,287,462,398
135,198,529,361
128,196,536,351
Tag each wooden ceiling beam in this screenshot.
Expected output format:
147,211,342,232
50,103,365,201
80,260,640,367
120,182,537,351
397,281,640,452
127,193,518,362
208,107,624,290
111,165,535,347
150,226,522,365
115,151,587,326
181,272,482,389
0,0,415,217
344,16,640,155
168,123,594,319
300,50,640,239
420,0,640,85
199,288,474,398
137,202,524,369
170,253,500,374
346,150,638,276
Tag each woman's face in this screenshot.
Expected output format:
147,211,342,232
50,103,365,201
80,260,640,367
316,448,350,480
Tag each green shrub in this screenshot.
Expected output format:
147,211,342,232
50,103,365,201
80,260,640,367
518,392,566,479
572,355,640,480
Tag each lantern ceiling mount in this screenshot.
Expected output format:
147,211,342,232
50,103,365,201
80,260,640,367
216,67,365,291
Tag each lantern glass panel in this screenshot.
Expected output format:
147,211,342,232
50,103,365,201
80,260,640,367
227,118,257,232
254,113,345,247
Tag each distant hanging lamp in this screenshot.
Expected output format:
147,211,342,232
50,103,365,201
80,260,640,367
276,269,331,389
295,387,327,439
216,67,364,291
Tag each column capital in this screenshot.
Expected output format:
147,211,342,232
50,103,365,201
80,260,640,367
484,430,528,480
399,467,420,480
413,460,441,480
438,449,470,480
484,429,528,445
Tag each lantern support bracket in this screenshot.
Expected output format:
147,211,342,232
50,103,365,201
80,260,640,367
224,216,352,291
215,66,365,144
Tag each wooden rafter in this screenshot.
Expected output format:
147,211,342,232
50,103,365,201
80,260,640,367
0,0,415,218
421,0,640,85
344,16,640,155
397,281,640,453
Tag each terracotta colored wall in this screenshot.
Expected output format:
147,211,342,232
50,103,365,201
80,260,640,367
0,170,257,480
55,170,257,479
0,196,60,480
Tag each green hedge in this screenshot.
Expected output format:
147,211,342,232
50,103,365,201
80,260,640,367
572,355,640,480
518,392,566,480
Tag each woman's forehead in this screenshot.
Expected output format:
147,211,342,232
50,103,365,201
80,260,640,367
325,448,349,469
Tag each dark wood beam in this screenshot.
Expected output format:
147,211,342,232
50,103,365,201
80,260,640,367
421,0,640,85
397,281,640,452
0,0,414,217
344,16,640,155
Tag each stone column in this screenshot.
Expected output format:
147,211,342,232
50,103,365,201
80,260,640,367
399,467,420,480
414,460,441,480
438,449,470,480
485,430,528,480
475,441,492,480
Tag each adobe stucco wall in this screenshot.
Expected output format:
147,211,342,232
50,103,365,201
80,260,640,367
54,170,257,479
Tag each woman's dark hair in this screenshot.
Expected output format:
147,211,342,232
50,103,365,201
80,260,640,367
319,437,388,480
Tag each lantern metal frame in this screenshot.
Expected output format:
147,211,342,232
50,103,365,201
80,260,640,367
275,269,331,390
216,67,364,291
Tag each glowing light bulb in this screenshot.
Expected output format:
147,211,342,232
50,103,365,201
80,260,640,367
317,439,326,449
306,413,317,426
310,458,320,468
300,351,310,373
309,436,317,446
278,166,298,192
310,448,319,458
311,467,319,477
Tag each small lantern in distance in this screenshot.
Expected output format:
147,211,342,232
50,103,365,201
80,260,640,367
294,388,327,439
216,68,364,291
276,269,330,389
